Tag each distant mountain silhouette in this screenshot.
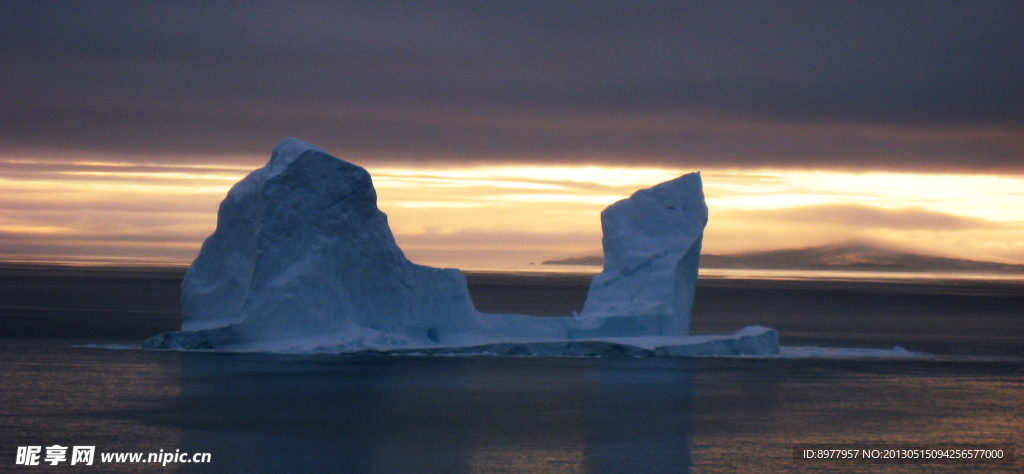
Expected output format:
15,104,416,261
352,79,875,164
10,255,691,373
541,255,606,266
544,244,1024,273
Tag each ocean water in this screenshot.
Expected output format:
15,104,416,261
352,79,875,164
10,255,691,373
0,266,1021,472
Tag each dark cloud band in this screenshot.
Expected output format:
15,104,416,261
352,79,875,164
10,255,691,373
2,1,1022,170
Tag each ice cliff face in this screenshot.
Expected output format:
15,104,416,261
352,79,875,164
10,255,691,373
575,172,708,337
144,138,776,356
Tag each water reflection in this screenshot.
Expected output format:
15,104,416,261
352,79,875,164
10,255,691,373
463,361,589,474
583,359,693,473
5,342,1019,473
0,340,184,473
170,355,693,473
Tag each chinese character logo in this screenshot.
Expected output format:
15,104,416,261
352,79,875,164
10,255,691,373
71,446,96,466
15,446,41,466
16,445,94,466
44,445,68,466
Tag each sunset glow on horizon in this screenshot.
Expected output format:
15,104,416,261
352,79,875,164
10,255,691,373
3,2,1021,271
2,153,1022,270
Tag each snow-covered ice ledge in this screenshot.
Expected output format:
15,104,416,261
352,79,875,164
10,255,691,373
143,138,779,357
369,326,780,357
144,326,779,357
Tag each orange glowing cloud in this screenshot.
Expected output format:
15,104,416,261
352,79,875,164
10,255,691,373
1,155,1022,268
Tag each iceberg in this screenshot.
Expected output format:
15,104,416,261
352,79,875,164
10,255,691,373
143,138,777,356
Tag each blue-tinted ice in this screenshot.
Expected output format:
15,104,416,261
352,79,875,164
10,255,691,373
143,138,778,355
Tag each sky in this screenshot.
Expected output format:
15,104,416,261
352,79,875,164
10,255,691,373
1,1,1023,268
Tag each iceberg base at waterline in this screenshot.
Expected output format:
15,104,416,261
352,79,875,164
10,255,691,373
143,325,780,356
143,138,779,357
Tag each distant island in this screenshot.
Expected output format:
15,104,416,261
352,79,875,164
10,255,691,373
543,244,1024,273
541,255,606,266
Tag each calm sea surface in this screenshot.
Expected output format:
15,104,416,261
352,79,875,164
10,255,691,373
0,266,1021,473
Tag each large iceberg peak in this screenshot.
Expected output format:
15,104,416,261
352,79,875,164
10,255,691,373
179,137,478,345
264,137,329,179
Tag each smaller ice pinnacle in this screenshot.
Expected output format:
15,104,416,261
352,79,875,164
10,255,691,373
575,172,708,337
